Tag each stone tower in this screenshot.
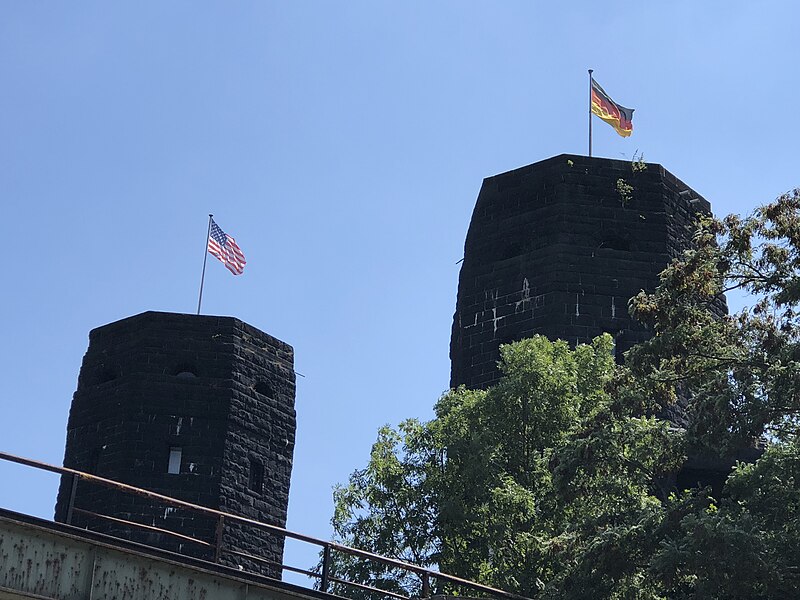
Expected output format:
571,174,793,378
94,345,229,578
450,154,712,390
54,311,296,578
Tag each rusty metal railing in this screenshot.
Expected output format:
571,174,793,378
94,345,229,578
0,450,529,600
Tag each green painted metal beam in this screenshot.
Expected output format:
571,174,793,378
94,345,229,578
0,512,322,600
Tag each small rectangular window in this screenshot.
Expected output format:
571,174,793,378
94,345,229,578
249,458,264,493
168,447,182,474
88,446,102,474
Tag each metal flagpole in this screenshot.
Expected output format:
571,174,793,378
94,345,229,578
197,214,213,315
588,69,594,157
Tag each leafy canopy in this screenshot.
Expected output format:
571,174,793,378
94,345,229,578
326,190,800,599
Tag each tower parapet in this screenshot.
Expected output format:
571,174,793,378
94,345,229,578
54,311,296,578
450,154,715,393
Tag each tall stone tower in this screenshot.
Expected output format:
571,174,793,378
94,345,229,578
54,311,296,578
450,154,712,390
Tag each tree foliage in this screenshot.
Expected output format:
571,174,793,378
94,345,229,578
325,190,800,599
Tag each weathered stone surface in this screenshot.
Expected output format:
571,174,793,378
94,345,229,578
450,154,715,392
54,311,296,579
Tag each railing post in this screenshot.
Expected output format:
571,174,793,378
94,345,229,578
214,515,225,563
422,572,431,598
65,473,79,525
320,544,331,592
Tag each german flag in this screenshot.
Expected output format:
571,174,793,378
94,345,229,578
591,79,634,137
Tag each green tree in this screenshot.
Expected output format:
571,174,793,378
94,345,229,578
325,190,800,599
326,419,443,598
628,190,800,452
326,335,680,598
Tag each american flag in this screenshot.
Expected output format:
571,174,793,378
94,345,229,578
207,218,246,275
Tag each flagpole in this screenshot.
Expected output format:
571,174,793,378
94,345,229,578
197,214,213,315
588,69,593,157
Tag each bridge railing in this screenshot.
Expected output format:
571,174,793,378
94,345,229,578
0,450,529,600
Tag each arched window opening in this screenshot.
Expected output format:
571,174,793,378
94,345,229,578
173,364,198,378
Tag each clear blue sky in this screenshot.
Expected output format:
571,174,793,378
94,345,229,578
1,1,798,581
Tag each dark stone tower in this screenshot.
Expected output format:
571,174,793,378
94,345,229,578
450,154,712,390
54,311,296,578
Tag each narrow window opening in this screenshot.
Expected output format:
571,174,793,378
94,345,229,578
613,332,626,365
249,458,264,493
168,447,182,474
88,446,103,474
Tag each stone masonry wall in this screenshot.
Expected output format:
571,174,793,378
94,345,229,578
55,311,296,578
450,154,714,391
218,320,296,577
